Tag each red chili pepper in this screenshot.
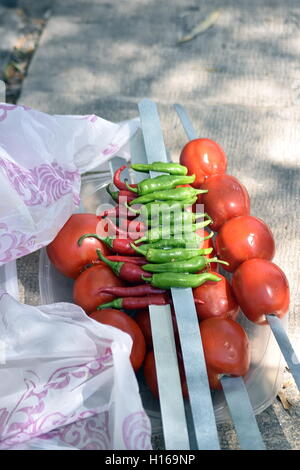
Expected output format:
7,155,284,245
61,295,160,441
97,217,144,240
119,218,147,233
98,284,167,296
109,218,145,240
118,190,137,203
78,234,139,255
97,294,170,310
103,237,139,255
97,204,136,219
107,184,137,203
106,255,147,265
97,250,151,283
113,165,138,191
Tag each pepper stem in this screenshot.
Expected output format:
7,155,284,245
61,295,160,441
96,249,122,276
125,179,138,193
195,189,208,195
208,257,229,266
130,243,147,255
97,298,122,310
78,233,102,246
194,219,212,230
133,235,147,244
124,202,140,214
199,231,214,241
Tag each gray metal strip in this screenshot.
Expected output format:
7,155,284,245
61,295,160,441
267,315,300,391
173,103,197,140
138,99,190,450
221,376,266,450
172,289,220,449
139,99,220,450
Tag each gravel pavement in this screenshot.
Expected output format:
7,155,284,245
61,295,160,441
2,0,300,450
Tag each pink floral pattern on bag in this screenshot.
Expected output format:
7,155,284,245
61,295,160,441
0,347,113,449
122,411,152,450
0,223,38,263
0,157,80,207
39,411,111,450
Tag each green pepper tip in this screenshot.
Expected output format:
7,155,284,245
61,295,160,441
125,179,138,193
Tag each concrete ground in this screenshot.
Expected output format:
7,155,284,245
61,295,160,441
4,0,300,449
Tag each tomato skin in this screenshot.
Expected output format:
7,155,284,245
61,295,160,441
216,215,275,272
193,272,239,321
180,138,227,188
200,317,251,390
90,308,146,371
143,350,188,399
135,308,180,350
47,214,109,279
135,309,153,350
200,174,250,231
232,259,290,325
73,264,125,313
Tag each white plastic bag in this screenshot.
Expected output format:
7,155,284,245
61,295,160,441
0,103,139,265
0,291,152,450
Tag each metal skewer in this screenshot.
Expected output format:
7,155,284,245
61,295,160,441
266,315,300,390
137,99,190,450
138,99,220,450
220,376,266,450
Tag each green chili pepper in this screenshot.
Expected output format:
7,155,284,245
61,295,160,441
135,219,211,244
148,210,210,227
131,234,202,251
131,162,188,175
131,231,213,251
141,272,222,288
126,197,197,216
148,211,197,227
131,245,213,263
128,187,207,205
126,174,195,195
142,256,228,273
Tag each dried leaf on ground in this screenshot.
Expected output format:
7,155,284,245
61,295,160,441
277,390,292,411
177,9,221,44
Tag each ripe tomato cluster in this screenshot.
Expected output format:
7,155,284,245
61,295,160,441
46,136,290,399
177,138,290,390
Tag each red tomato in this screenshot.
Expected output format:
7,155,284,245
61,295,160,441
193,272,239,321
200,174,250,231
73,264,125,313
215,215,275,272
90,308,146,371
143,350,188,399
180,138,227,188
135,309,152,350
47,214,109,279
232,258,290,325
200,317,251,390
136,308,180,350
